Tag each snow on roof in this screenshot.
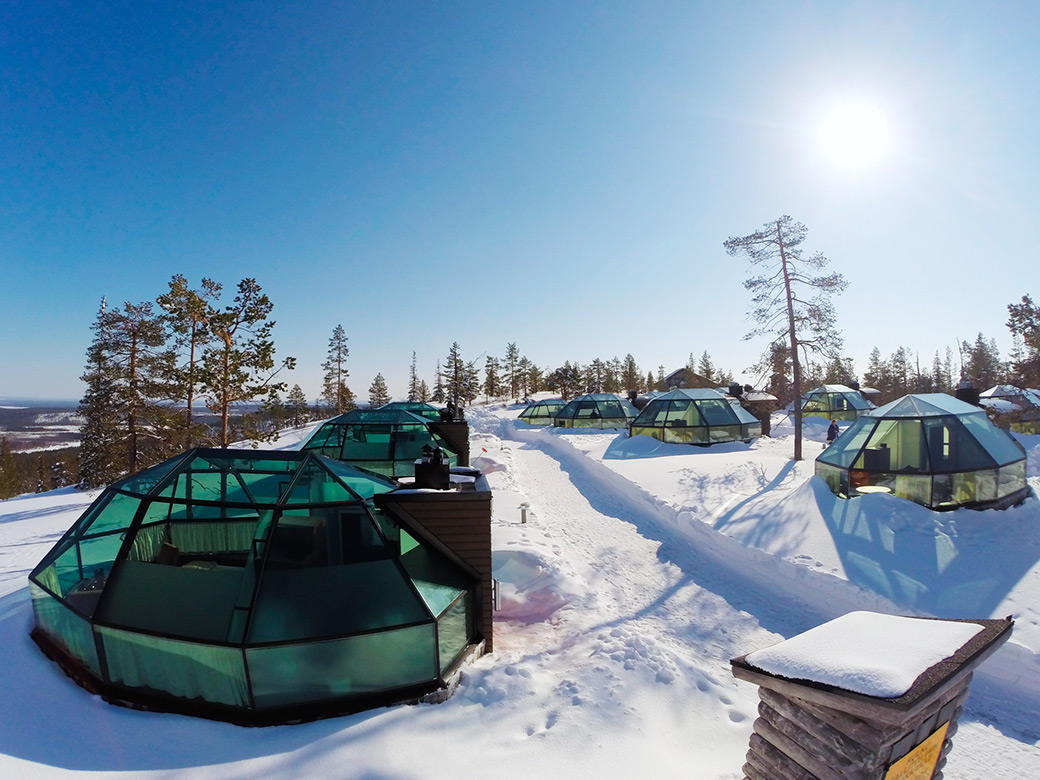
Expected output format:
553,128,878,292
744,611,984,698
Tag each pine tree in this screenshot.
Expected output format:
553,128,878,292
368,373,390,407
646,370,655,391
1007,294,1040,387
442,343,466,407
431,361,445,403
321,324,354,414
888,347,913,397
697,351,716,384
157,275,221,449
286,384,310,427
943,347,956,392
604,357,622,394
587,358,606,393
407,351,420,402
78,299,124,488
750,338,793,403
51,458,69,488
483,356,502,401
726,215,847,461
504,342,521,399
0,437,19,499
621,354,641,392
517,356,534,397
464,361,481,404
656,365,666,391
416,379,431,402
202,279,295,447
547,362,582,400
106,300,173,473
960,333,1002,389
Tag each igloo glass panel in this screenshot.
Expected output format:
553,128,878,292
949,470,997,505
249,512,427,642
247,625,438,708
437,593,472,674
697,400,734,426
960,413,1026,466
663,426,710,444
862,420,927,472
818,417,875,468
925,417,994,472
98,626,250,707
30,582,101,675
998,461,1027,498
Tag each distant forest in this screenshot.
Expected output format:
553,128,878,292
2,275,1038,500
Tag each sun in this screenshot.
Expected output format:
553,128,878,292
814,100,892,171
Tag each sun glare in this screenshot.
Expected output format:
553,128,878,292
815,100,892,172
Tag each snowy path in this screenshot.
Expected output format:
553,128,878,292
474,414,1040,779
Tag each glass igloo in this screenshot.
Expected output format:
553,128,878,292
517,398,566,426
815,394,1028,510
629,389,761,445
28,449,480,723
802,384,875,421
378,401,444,422
302,409,458,478
553,393,636,429
979,385,1040,434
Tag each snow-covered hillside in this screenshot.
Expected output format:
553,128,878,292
0,407,1037,779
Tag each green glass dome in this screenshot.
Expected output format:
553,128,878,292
302,409,458,478
517,398,566,426
553,393,636,429
630,389,761,445
28,449,479,723
979,385,1040,434
815,394,1028,510
802,384,875,422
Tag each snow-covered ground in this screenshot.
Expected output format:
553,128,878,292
0,406,1038,778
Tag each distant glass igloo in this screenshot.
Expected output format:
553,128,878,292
302,408,458,478
802,384,875,421
517,398,566,426
979,385,1040,434
815,394,1028,510
28,449,483,723
629,389,761,445
553,393,636,429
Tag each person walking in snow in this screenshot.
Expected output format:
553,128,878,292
826,419,839,446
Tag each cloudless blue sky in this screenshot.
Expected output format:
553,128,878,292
3,1,1039,402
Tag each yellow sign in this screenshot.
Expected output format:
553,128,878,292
884,721,950,780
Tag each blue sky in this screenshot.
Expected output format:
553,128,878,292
2,1,1038,402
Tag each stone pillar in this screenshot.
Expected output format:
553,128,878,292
731,615,1013,780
